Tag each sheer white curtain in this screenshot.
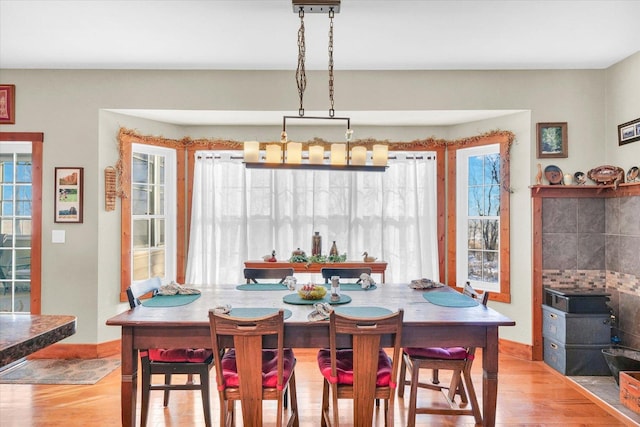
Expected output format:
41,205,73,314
185,150,439,286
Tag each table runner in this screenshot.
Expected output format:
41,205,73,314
282,293,352,305
141,294,201,307
422,291,479,307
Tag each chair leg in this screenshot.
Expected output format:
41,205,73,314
320,379,330,427
462,369,482,424
141,369,151,427
406,359,421,427
288,371,299,427
163,373,171,406
398,355,408,398
200,370,212,427
432,368,440,384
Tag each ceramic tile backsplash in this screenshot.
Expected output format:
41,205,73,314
542,233,577,269
543,198,577,233
619,196,640,235
605,198,619,234
619,235,640,277
604,234,620,272
577,233,605,269
578,198,605,233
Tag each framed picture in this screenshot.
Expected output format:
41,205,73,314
55,167,83,223
0,84,16,124
537,122,568,158
618,118,640,146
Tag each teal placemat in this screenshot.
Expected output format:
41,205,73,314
333,306,392,317
141,294,201,307
228,307,292,319
236,283,288,291
423,291,479,307
321,283,377,291
283,293,352,305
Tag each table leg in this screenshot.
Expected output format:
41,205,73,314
120,327,138,427
482,326,499,427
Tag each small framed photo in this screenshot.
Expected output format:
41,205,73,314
55,167,83,223
618,118,640,146
0,84,16,124
537,122,568,158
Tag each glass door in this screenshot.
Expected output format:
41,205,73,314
0,141,35,312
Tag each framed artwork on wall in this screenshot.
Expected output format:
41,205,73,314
0,84,16,124
537,122,568,158
55,167,83,223
618,118,640,146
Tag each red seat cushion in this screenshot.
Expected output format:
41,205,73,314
219,348,296,388
317,348,392,386
403,346,468,360
147,348,213,363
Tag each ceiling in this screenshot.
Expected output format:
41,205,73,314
2,0,639,126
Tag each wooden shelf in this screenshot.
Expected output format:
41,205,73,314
531,182,640,198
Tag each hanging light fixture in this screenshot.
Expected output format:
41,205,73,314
244,0,388,172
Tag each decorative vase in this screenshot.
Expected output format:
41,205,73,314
330,241,338,257
312,232,322,256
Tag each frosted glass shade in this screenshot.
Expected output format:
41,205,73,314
265,144,282,163
309,145,325,164
330,144,347,165
372,144,388,166
286,142,302,164
244,141,260,163
351,146,366,165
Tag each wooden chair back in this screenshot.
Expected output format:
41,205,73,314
320,267,372,284
243,267,294,284
208,309,298,427
324,309,403,426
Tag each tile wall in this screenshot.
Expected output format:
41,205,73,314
541,196,640,350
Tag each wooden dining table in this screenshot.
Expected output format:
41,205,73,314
107,283,515,427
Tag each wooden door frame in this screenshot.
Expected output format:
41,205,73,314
0,132,43,314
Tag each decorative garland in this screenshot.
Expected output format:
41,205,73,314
116,127,515,198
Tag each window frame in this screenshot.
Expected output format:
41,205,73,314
118,131,185,301
447,134,511,303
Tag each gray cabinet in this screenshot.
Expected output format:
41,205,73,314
542,304,611,375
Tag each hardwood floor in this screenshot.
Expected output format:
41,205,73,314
0,349,632,426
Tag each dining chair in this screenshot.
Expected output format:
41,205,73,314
244,267,295,284
208,308,299,427
126,277,214,427
320,267,372,284
317,308,404,427
398,283,489,426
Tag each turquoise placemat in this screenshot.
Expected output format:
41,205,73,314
228,307,292,320
283,293,352,305
422,291,479,307
236,283,288,291
141,294,201,307
333,306,393,317
321,283,377,291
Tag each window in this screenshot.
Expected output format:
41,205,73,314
130,143,176,284
456,144,501,292
447,134,511,302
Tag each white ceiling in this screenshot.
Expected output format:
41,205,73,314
2,0,639,126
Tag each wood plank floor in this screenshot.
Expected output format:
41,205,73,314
0,349,633,426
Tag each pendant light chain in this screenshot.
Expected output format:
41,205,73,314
296,8,307,117
328,8,335,118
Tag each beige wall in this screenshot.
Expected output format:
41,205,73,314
1,56,638,346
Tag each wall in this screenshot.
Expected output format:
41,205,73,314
0,61,637,348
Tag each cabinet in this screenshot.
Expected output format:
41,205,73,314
542,304,611,375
